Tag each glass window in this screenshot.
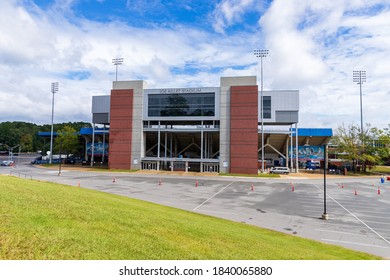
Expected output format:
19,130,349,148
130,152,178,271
148,93,215,117
263,96,271,119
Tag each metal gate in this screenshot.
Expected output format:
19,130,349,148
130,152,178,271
142,161,158,170
202,163,219,173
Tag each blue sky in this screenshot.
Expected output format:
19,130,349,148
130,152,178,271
1,0,390,129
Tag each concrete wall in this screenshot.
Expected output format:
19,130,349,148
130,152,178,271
92,95,110,124
261,90,299,124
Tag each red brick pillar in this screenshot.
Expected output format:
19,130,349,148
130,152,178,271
109,89,134,169
230,86,259,174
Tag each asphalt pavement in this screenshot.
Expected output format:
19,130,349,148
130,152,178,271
1,162,390,259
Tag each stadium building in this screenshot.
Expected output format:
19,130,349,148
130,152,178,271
91,76,332,174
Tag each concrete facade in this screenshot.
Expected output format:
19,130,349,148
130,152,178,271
93,76,306,174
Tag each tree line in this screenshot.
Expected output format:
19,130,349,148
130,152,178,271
0,121,91,155
333,123,390,171
2,121,389,170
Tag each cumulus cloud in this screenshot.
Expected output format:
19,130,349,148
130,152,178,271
258,0,390,128
0,0,390,130
0,0,256,124
212,0,256,33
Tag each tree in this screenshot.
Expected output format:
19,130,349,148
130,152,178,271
370,125,390,165
334,123,382,172
333,124,360,172
54,126,79,157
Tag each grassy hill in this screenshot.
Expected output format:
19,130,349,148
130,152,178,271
0,175,380,260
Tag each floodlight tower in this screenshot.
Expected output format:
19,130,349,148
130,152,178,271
353,70,367,171
49,82,59,164
254,49,268,173
112,58,124,81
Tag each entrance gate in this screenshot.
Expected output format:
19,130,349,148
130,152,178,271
202,163,219,173
142,161,158,170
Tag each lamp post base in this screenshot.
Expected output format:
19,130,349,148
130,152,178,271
322,213,329,220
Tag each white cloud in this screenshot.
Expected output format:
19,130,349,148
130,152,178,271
0,0,390,131
0,0,256,124
258,0,390,128
212,0,256,33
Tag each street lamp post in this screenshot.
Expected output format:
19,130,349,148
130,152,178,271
322,144,329,220
49,82,59,164
254,49,268,173
353,70,366,170
112,58,124,81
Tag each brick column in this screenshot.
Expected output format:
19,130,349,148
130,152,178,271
230,86,259,174
109,89,133,169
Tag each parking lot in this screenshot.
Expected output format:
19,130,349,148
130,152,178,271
1,163,390,259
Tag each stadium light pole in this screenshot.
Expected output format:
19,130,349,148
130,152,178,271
353,70,366,169
254,49,268,173
49,82,59,164
112,58,124,81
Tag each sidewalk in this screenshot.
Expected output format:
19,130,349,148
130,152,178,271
38,165,377,179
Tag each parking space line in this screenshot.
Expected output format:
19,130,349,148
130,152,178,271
316,228,371,237
196,209,237,215
358,209,390,214
332,204,388,210
314,184,390,246
360,220,390,226
357,213,390,220
321,239,390,249
193,182,234,211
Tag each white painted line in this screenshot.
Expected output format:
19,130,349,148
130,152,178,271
355,209,390,214
161,202,200,207
316,229,370,237
315,220,390,233
360,220,390,226
301,204,324,208
193,182,234,211
297,199,323,204
332,203,387,210
314,184,390,245
321,239,390,249
356,213,390,220
195,209,237,215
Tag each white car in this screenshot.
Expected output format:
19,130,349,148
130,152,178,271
270,167,290,174
1,160,14,166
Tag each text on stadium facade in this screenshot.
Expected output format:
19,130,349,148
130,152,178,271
160,88,202,94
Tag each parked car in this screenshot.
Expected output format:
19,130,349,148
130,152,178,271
1,160,14,166
270,166,290,174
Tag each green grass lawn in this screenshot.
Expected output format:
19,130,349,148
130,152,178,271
368,166,390,175
0,175,381,260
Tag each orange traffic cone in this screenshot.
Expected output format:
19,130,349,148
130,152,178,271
378,187,381,195
291,182,295,192
195,181,198,187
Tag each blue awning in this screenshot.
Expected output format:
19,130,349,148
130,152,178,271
291,128,333,137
